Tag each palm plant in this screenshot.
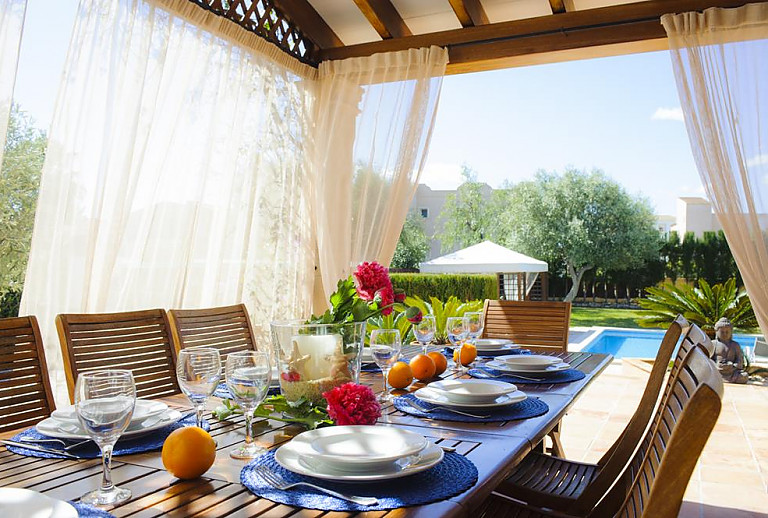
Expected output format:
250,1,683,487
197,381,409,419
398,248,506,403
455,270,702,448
638,278,758,336
404,296,484,344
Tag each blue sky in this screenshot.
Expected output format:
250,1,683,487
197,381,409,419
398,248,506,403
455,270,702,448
13,0,703,215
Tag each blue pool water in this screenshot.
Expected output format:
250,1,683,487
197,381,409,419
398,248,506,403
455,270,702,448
582,328,757,358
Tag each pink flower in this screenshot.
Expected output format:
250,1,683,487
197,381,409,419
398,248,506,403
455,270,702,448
322,382,382,426
406,307,423,324
394,290,406,303
374,287,395,316
353,262,393,302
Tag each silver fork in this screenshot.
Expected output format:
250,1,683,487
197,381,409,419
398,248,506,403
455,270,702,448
405,397,490,419
18,437,91,451
254,465,378,506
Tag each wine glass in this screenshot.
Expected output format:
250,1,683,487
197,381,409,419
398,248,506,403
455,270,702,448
464,312,484,346
75,370,136,506
226,351,271,459
446,317,469,373
413,315,436,355
370,329,402,402
176,348,221,428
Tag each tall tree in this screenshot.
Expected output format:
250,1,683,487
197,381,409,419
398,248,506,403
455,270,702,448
391,211,430,269
436,165,489,252
0,105,46,293
499,168,660,302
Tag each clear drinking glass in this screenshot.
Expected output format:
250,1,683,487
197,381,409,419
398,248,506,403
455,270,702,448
226,351,271,459
176,348,221,428
413,315,436,355
446,316,469,373
464,312,484,345
370,329,402,402
75,370,136,506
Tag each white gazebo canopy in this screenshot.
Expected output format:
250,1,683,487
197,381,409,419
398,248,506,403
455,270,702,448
419,241,548,274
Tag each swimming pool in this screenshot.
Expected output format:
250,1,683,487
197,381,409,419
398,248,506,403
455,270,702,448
581,328,757,358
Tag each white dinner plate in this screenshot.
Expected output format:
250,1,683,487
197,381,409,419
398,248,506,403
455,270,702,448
275,439,443,482
302,425,427,466
476,344,521,354
486,360,571,374
414,387,527,409
428,379,517,404
495,355,562,367
51,399,168,423
0,488,78,518
35,409,182,441
475,338,513,349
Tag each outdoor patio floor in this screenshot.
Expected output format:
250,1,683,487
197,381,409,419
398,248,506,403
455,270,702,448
558,359,768,517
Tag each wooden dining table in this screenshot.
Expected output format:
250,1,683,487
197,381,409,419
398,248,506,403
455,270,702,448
0,347,611,517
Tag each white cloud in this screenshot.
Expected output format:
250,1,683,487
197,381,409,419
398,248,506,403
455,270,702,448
418,163,464,190
651,107,684,122
747,153,768,167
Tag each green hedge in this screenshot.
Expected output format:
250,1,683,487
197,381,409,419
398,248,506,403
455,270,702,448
0,289,21,318
390,273,497,302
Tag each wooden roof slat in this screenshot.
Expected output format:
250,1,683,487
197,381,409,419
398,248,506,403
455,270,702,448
271,0,344,49
449,0,490,27
549,0,575,15
354,0,412,39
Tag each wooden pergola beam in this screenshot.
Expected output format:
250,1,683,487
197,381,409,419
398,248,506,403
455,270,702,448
319,0,760,63
271,0,344,49
353,0,412,39
449,0,490,27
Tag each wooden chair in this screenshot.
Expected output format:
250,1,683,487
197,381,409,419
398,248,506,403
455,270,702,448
479,337,723,518
495,316,692,513
168,303,257,357
481,300,571,353
56,309,180,402
0,316,56,432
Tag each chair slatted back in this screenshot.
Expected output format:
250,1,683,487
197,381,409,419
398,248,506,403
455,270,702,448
481,300,571,353
0,316,56,432
56,309,180,402
573,316,689,513
168,304,257,357
615,343,723,518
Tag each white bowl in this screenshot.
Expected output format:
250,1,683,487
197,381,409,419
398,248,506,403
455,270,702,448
0,488,77,518
303,425,428,467
496,354,561,368
428,379,517,403
51,399,167,423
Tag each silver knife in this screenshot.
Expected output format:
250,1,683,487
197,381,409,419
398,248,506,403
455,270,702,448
1,440,81,459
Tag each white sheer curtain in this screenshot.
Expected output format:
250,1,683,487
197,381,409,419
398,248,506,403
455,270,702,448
312,47,447,307
0,0,26,163
662,4,768,336
21,0,317,404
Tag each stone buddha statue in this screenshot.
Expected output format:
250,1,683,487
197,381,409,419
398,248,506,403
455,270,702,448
712,317,749,384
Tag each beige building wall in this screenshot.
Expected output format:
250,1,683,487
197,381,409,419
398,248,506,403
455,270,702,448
674,197,722,238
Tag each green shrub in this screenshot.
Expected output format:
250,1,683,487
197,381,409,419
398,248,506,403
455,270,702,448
0,289,21,318
390,273,497,302
405,296,484,344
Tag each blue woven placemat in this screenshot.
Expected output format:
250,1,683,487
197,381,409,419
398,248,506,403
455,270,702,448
240,449,477,512
213,383,280,399
393,393,548,422
468,366,586,384
71,502,115,517
7,415,208,459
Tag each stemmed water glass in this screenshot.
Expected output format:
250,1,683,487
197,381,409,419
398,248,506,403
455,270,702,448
370,329,402,402
464,312,484,346
226,351,271,459
413,315,436,355
446,317,469,373
176,348,222,428
75,370,136,506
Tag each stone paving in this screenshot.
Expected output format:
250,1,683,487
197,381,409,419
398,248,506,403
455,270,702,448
559,359,768,517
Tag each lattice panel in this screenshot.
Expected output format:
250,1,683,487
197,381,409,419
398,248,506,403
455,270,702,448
190,0,318,65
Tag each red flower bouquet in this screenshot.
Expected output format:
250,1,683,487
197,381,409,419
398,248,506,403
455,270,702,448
323,382,381,426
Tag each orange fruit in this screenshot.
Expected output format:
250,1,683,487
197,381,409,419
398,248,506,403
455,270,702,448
162,426,216,480
452,343,478,366
388,362,413,389
409,354,437,381
427,351,448,376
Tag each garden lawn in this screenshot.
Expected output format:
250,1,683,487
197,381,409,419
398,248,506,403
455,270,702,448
570,307,646,329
